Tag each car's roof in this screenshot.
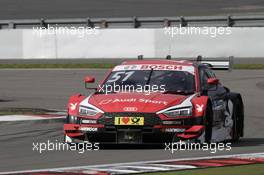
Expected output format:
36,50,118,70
121,59,195,66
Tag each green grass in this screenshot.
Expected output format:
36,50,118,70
0,111,23,116
139,164,264,175
0,63,264,69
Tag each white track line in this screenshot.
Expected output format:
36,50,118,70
147,164,196,169
88,168,138,173
1,152,264,174
120,165,171,171
0,115,65,122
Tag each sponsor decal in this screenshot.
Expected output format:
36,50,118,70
81,119,97,124
98,99,113,105
70,103,78,110
114,117,144,125
163,120,182,125
79,127,98,132
99,98,168,105
141,64,183,71
138,98,168,105
196,104,204,112
123,107,138,112
123,65,138,70
164,128,186,133
113,64,195,74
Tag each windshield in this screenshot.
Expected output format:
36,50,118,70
100,70,195,94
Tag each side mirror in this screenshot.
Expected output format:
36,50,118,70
207,78,219,85
84,76,95,89
84,76,95,83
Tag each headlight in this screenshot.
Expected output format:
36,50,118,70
79,106,99,116
163,107,192,118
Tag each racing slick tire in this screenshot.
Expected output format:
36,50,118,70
64,115,89,144
204,102,213,143
230,94,244,142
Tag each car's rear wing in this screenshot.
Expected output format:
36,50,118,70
137,55,234,71
196,56,234,71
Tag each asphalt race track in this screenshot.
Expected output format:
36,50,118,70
0,0,264,19
0,69,264,172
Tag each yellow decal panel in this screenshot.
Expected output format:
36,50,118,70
114,117,144,125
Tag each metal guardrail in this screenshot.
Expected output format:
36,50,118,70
0,15,264,29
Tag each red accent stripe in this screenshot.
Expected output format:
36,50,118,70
239,157,264,163
176,134,199,139
206,158,255,165
171,161,224,167
167,157,264,168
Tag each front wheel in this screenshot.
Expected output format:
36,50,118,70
231,98,243,142
204,104,213,143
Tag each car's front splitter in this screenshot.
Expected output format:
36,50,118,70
64,123,205,143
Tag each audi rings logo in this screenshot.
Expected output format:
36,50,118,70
123,107,138,112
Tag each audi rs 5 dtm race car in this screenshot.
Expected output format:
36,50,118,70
64,58,244,144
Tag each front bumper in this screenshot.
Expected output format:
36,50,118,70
64,113,205,143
